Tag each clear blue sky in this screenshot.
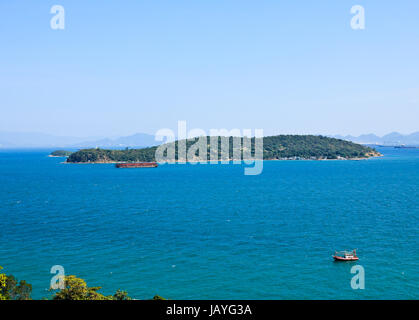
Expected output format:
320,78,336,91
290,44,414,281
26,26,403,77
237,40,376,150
1,0,418,137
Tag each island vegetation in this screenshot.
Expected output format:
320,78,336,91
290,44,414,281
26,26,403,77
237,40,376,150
66,135,381,163
50,150,73,157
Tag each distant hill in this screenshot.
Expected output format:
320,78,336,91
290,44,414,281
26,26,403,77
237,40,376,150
50,150,73,157
3,130,417,149
73,133,159,148
332,132,419,146
67,135,381,163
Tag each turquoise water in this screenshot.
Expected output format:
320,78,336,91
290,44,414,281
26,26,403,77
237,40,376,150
0,147,418,299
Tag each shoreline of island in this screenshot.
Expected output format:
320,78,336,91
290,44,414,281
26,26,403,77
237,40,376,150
62,154,383,164
55,135,383,164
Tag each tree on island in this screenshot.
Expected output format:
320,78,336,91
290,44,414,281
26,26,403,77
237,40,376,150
50,150,73,157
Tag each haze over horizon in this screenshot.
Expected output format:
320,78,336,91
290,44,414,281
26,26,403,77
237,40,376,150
2,129,419,140
1,1,418,137
1,130,419,149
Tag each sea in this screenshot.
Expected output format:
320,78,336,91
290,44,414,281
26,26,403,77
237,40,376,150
0,147,418,299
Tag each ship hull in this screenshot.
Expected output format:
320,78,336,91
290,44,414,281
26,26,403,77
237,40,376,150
116,162,158,168
333,256,359,262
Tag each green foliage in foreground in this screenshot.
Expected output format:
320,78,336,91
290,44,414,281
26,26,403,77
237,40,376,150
50,150,73,157
0,266,163,300
51,275,132,300
67,135,380,163
0,266,6,300
0,266,32,300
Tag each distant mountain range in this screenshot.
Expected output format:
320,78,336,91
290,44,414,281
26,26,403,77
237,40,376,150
72,133,159,149
1,131,418,149
0,132,159,149
332,132,419,146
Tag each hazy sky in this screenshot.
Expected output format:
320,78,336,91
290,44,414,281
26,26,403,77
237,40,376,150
1,0,418,138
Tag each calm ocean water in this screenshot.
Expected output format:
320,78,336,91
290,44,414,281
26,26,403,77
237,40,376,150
0,147,418,299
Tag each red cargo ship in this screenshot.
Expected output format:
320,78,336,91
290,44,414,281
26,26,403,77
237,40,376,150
116,162,158,168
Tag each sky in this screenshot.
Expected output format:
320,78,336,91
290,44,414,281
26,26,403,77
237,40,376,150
0,0,418,138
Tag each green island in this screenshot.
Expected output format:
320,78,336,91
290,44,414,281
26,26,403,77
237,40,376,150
66,135,381,163
50,150,73,157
